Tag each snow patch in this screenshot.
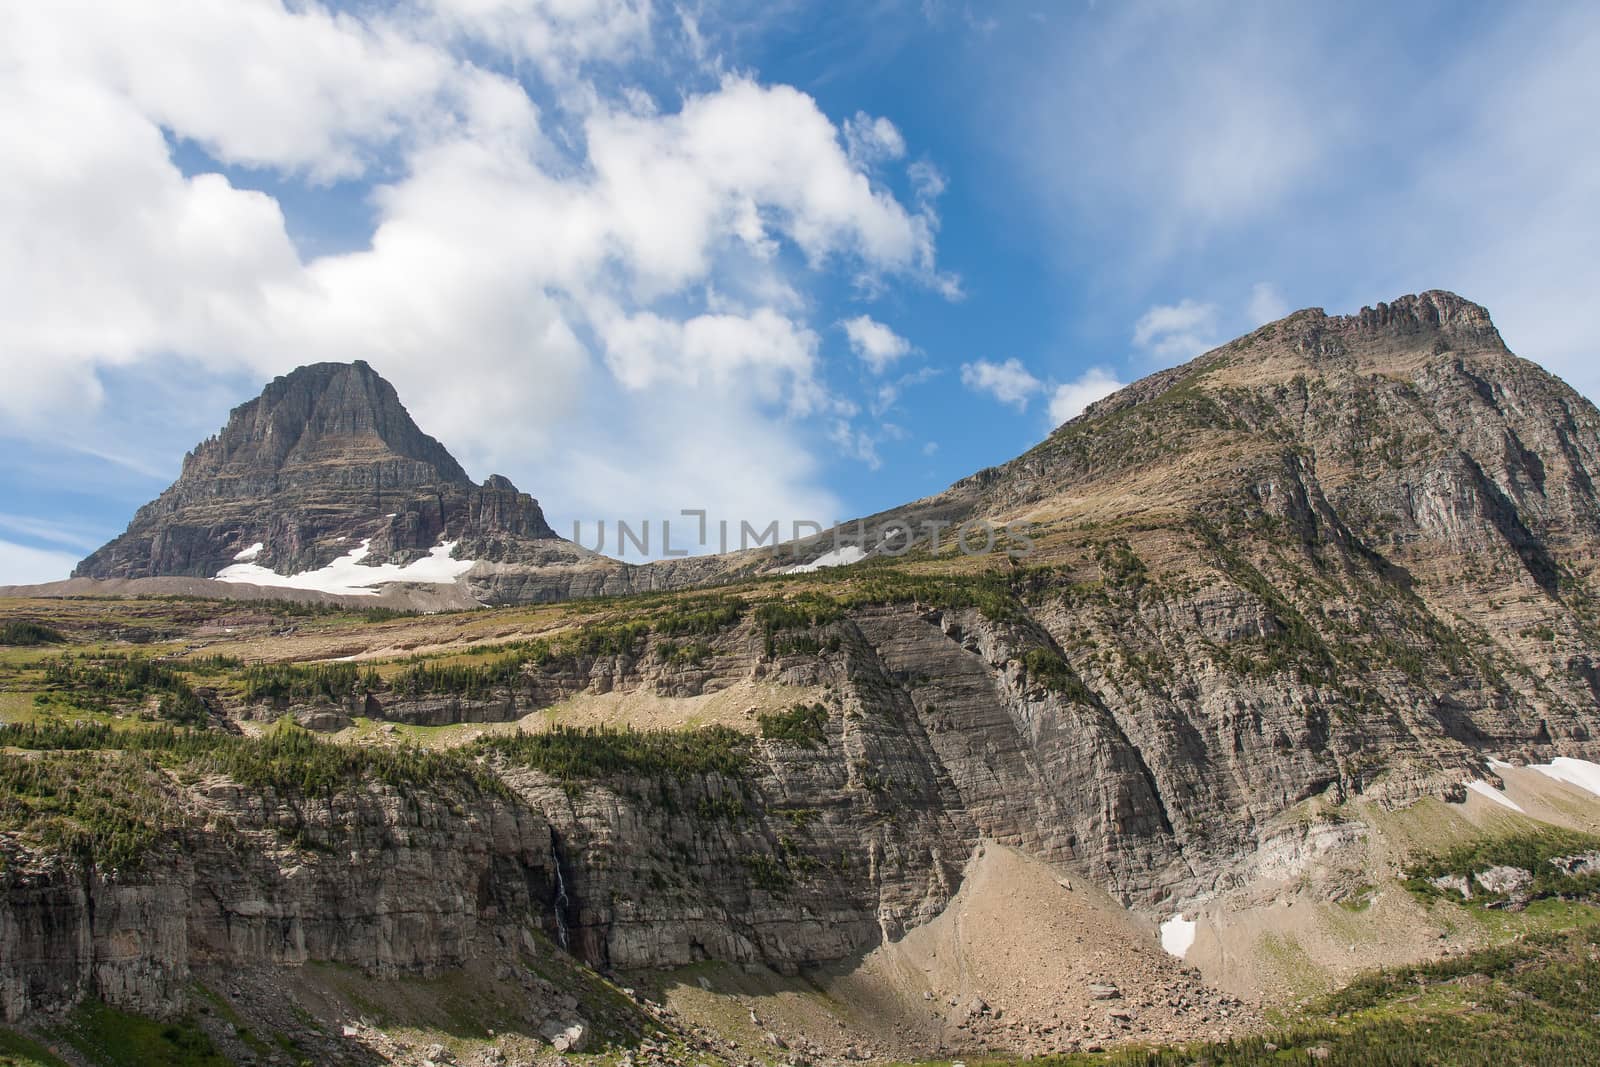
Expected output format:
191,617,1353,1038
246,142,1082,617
1159,914,1196,958
215,539,474,596
1530,757,1600,799
233,542,264,562
783,545,867,574
1464,779,1525,812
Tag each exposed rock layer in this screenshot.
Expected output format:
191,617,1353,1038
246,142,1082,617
14,291,1600,1038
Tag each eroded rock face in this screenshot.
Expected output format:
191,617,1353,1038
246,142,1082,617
0,782,554,1020
17,291,1600,1025
73,361,572,582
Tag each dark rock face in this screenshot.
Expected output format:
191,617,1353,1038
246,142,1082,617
74,361,565,581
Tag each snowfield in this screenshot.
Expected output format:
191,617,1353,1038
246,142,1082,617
783,544,867,574
215,539,474,596
1530,756,1600,798
232,542,264,561
1464,779,1525,812
1159,913,1196,958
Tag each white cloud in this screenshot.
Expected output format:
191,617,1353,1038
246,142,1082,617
414,0,655,76
828,420,883,470
842,111,906,167
842,315,912,373
1132,299,1220,364
0,2,950,544
0,540,78,586
961,358,1042,409
556,391,841,552
585,77,935,292
908,159,947,207
1247,282,1290,326
598,306,819,408
869,364,939,416
1048,367,1125,425
22,1,468,183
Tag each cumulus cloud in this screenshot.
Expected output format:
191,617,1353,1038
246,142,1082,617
0,0,951,557
1132,299,1220,364
960,358,1042,410
1048,367,1125,425
598,307,819,407
842,315,912,373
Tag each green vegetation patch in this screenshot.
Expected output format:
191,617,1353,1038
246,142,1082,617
757,702,829,748
40,655,209,725
0,719,507,851
0,622,66,647
656,639,714,666
839,568,1027,623
0,1027,69,1067
1018,648,1097,704
47,1000,229,1067
1404,828,1600,907
388,617,658,699
754,594,845,656
0,747,187,872
240,660,379,704
652,595,746,636
476,724,751,782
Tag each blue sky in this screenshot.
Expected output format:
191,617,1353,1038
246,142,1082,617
2,1,1597,581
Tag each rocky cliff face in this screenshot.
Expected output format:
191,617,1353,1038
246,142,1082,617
16,291,1600,1040
74,361,574,583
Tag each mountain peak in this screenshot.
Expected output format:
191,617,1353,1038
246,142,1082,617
1309,290,1503,347
181,361,470,486
74,362,562,583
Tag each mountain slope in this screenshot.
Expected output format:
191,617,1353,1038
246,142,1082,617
10,291,1600,1059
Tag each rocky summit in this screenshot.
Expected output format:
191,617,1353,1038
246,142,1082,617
73,360,577,588
8,292,1600,1065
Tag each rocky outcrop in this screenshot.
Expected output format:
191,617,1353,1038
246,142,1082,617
0,777,554,1020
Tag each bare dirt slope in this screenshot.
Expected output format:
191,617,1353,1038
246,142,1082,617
647,842,1256,1060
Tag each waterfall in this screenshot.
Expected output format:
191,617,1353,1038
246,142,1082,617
550,839,571,951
